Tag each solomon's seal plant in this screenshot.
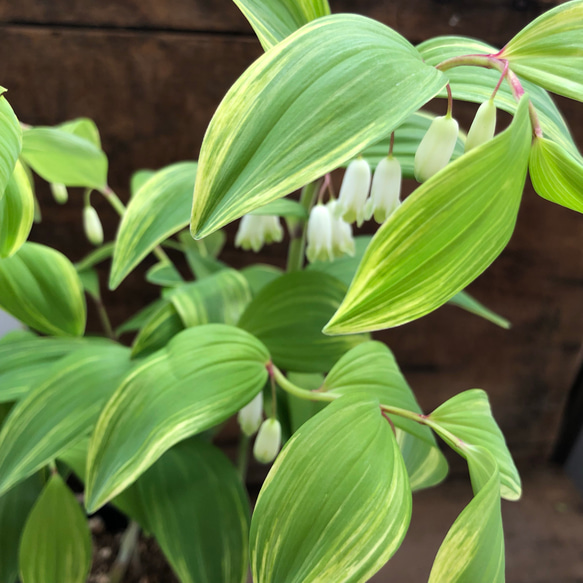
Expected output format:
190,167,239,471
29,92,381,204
0,0,582,581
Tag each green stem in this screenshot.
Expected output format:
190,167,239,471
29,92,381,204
94,296,117,341
109,520,141,583
272,365,337,404
237,434,250,483
285,179,321,273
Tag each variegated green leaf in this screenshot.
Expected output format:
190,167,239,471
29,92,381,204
19,474,91,583
21,126,107,189
233,0,330,50
58,117,101,148
418,36,581,157
178,231,228,280
500,0,583,102
130,169,155,197
241,264,282,296
249,197,307,218
325,97,531,334
131,300,184,358
0,473,44,583
250,395,411,582
0,343,132,497
110,161,197,289
427,389,520,500
0,95,22,200
74,242,114,272
0,242,86,336
529,136,583,212
239,271,367,373
190,14,445,238
116,299,166,336
0,160,34,258
448,291,510,329
145,260,184,287
86,324,269,511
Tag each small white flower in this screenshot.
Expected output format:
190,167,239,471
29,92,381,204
414,115,459,182
327,200,355,258
306,204,334,263
253,418,281,464
234,214,283,252
365,156,402,224
237,392,264,436
50,183,68,205
83,206,103,246
337,158,371,226
465,100,497,152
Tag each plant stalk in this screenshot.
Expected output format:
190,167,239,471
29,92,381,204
109,520,141,583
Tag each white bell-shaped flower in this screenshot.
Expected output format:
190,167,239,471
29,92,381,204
327,200,355,259
465,100,497,152
306,204,334,263
414,115,459,182
336,158,371,226
50,183,68,205
365,156,402,224
234,214,283,253
83,205,103,246
237,392,264,436
253,418,281,464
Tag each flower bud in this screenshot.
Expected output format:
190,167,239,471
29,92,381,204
337,158,371,226
237,392,264,436
83,205,103,246
306,204,334,263
464,100,497,152
235,214,283,252
253,418,281,464
327,200,355,259
50,183,68,205
414,115,459,182
365,156,401,224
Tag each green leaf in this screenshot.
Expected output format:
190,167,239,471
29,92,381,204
130,300,184,358
529,136,583,213
250,395,411,583
448,290,510,329
0,242,86,336
190,14,445,238
76,266,101,300
249,197,307,218
110,161,197,289
19,474,91,583
0,474,44,583
285,372,326,433
418,36,580,157
169,269,252,327
145,261,184,287
86,324,269,511
0,160,35,258
325,96,531,334
428,447,504,583
57,117,101,148
500,0,583,102
240,264,283,296
178,231,228,280
0,96,22,199
129,438,250,583
238,271,367,373
115,298,166,336
427,389,520,500
74,242,115,272
130,169,155,197
233,0,330,50
0,343,132,497
21,126,107,189
0,336,106,402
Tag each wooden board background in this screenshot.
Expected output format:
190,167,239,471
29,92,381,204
0,0,582,469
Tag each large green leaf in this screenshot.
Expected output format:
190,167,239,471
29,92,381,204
0,242,86,336
239,271,367,373
109,161,197,289
86,324,269,512
21,126,107,189
0,95,22,199
0,336,112,402
500,0,583,102
250,395,411,583
233,0,330,50
325,97,531,334
418,36,580,158
428,446,505,583
128,438,250,583
529,136,583,213
190,14,445,238
0,343,132,497
0,474,44,583
19,474,91,583
240,264,283,296
427,389,520,500
0,161,35,258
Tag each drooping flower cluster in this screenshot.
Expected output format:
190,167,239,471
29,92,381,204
234,214,283,252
